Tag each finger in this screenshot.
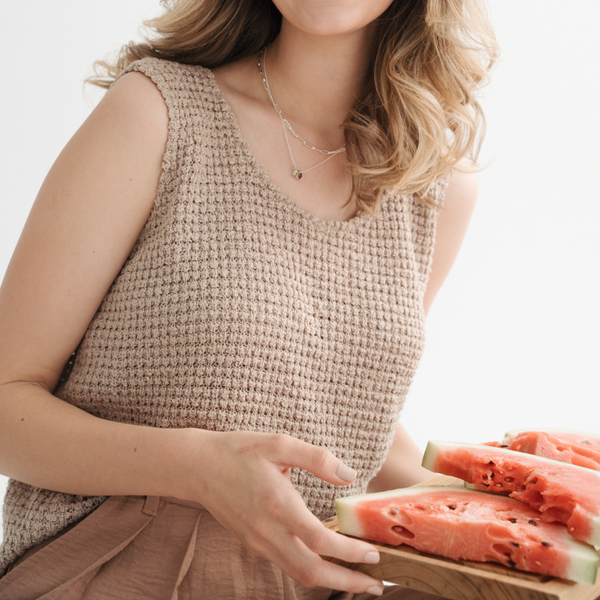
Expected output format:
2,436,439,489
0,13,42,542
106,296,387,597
273,435,357,485
218,482,383,594
282,492,380,563
261,526,384,595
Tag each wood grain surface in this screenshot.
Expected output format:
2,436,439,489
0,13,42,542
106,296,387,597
323,476,600,600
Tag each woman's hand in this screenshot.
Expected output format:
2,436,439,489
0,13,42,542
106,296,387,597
179,429,384,595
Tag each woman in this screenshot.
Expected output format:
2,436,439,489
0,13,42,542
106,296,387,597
0,0,497,597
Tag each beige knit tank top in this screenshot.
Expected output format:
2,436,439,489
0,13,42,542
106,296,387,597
0,57,447,574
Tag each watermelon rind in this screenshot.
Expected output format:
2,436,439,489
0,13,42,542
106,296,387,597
335,486,599,584
423,440,600,546
567,537,600,587
422,440,600,478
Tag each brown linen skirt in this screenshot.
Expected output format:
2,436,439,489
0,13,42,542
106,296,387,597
0,495,444,600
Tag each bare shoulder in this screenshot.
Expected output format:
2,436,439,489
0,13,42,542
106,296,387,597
0,70,170,392
444,162,478,214
94,70,169,140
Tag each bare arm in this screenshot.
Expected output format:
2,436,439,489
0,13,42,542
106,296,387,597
0,72,382,594
368,167,478,493
0,72,179,496
367,423,434,492
423,168,479,317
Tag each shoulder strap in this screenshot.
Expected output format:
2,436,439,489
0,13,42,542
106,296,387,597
110,58,216,212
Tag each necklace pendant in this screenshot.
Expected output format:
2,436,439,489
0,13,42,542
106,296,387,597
292,169,303,180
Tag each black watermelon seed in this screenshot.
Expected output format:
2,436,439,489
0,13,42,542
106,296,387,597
501,444,509,448
542,542,552,547
508,518,517,523
447,505,457,510
488,461,495,465
508,560,517,567
511,542,520,547
528,520,538,526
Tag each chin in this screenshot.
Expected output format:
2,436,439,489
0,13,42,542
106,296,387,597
273,0,395,37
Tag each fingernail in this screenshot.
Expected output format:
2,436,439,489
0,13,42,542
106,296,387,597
336,462,357,482
364,551,380,564
366,586,383,596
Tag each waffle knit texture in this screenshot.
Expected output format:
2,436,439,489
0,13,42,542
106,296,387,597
0,57,447,575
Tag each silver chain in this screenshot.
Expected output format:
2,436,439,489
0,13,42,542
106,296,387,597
258,46,346,179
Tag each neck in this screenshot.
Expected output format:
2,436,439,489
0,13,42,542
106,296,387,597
264,20,378,147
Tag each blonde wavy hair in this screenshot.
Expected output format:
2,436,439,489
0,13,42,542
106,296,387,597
89,0,499,213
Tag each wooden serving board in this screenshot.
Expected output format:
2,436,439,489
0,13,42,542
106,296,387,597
322,476,600,600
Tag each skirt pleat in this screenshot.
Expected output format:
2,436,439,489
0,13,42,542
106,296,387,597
0,495,429,600
0,495,331,600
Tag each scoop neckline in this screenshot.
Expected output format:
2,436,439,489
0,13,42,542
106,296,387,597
204,67,374,229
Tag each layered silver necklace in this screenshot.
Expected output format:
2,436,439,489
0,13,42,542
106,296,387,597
257,46,346,180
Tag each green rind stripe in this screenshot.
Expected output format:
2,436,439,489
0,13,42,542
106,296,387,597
564,537,600,584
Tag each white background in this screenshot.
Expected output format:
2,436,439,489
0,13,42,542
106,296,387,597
1,1,599,536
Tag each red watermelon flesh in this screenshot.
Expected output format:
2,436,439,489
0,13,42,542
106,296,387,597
422,441,600,547
335,486,598,583
504,429,600,448
498,431,600,471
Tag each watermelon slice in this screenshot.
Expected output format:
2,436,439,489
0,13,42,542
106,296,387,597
335,486,598,584
504,429,600,448
492,430,600,471
422,441,600,546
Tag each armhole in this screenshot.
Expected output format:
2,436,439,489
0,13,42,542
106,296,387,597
110,58,180,214
412,174,451,298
